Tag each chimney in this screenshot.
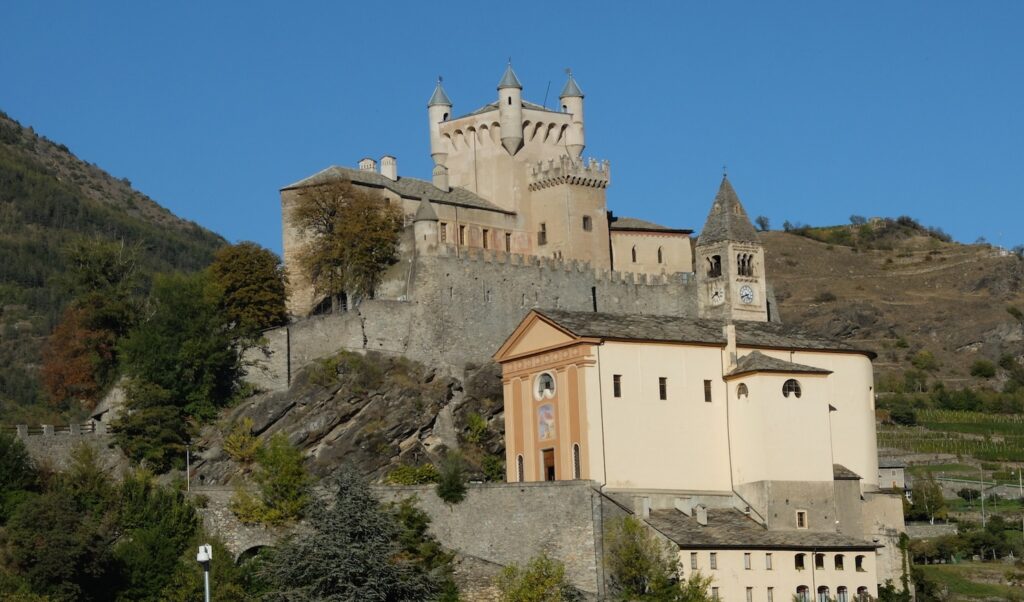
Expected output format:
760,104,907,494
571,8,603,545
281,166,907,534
432,164,449,191
695,505,708,526
358,157,377,172
724,323,737,370
380,155,397,180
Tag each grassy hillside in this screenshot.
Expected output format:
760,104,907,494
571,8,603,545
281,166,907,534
0,111,225,421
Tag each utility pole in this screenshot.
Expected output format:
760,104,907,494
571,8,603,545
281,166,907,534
186,444,191,492
1019,469,1023,546
980,466,986,528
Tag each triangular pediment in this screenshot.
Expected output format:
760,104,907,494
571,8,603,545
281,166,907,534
493,311,580,361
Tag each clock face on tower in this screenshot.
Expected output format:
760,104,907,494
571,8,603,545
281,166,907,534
739,285,755,304
710,288,724,306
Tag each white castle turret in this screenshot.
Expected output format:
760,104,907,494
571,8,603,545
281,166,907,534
559,71,585,159
497,62,524,156
427,78,452,189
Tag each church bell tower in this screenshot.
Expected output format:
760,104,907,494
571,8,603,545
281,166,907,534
696,176,769,322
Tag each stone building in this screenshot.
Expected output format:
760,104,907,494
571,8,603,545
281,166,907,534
492,189,907,601
280,65,693,317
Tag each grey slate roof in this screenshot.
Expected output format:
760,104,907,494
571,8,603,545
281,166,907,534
727,351,832,378
282,166,513,215
833,464,862,480
455,99,561,120
498,63,523,89
413,197,438,222
609,216,692,234
535,309,875,358
878,458,906,469
427,80,452,106
696,177,761,246
647,508,878,551
560,74,584,98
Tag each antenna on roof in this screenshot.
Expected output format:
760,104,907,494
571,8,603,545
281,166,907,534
722,164,728,179
542,80,551,109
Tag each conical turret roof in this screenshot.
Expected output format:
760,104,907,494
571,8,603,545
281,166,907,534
427,79,452,107
413,197,439,222
560,73,584,98
497,63,522,89
696,176,760,246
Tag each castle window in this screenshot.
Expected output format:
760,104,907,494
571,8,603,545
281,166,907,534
440,222,448,243
837,587,849,602
657,247,663,264
744,553,751,570
738,253,755,277
534,372,556,400
572,443,581,479
783,379,802,398
855,555,865,572
508,96,512,105
816,586,830,602
516,454,524,482
796,510,807,529
796,586,809,602
459,225,466,245
709,552,717,570
712,587,719,601
582,215,592,231
795,554,806,571
856,587,869,600
835,554,845,570
631,246,637,263
613,374,622,398
746,588,753,602
482,229,490,249
737,383,749,398
505,232,512,252
814,553,825,570
765,553,773,570
704,380,712,402
768,587,774,602
707,255,722,277
659,377,668,400
538,223,548,246
690,552,698,569
562,104,568,112
442,112,449,121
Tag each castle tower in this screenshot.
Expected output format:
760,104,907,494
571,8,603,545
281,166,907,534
427,78,452,189
696,176,769,322
413,197,439,255
559,71,585,159
497,62,524,156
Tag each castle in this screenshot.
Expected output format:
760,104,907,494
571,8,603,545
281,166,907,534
258,65,906,601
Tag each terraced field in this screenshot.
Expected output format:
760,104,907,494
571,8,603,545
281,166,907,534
879,410,1024,463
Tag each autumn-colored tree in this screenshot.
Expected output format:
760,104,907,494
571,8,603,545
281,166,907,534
290,179,403,311
209,241,289,336
40,306,115,409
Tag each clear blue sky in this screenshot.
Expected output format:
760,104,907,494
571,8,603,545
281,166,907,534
2,2,1021,254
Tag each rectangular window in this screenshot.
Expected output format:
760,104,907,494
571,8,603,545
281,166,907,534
768,587,774,602
796,510,807,529
765,553,773,570
709,553,717,570
746,587,753,602
613,375,622,398
582,215,593,231
538,223,548,246
814,553,825,570
659,377,667,400
458,225,466,245
704,380,712,402
505,232,512,252
744,552,751,570
712,587,719,600
690,552,697,570
835,555,844,571
482,229,490,249
440,222,448,243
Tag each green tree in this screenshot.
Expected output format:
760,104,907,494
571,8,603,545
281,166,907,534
969,359,997,378
209,241,289,336
907,474,947,523
496,552,581,602
754,215,770,232
435,451,467,505
0,429,36,522
110,381,193,472
159,535,258,602
260,469,440,600
604,516,713,601
290,179,404,311
231,434,310,526
389,497,458,600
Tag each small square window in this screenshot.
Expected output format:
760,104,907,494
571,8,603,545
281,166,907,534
659,377,667,400
704,380,712,402
613,375,622,398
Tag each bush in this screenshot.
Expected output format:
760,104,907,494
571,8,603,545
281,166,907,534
814,291,837,303
496,552,581,602
482,454,506,482
464,412,489,445
911,351,939,372
604,516,713,600
223,417,260,464
435,452,467,505
970,360,997,379
230,434,310,525
957,488,980,502
385,463,439,485
889,406,917,426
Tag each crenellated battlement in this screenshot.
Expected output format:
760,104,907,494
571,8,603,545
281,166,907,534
434,243,690,286
528,155,610,190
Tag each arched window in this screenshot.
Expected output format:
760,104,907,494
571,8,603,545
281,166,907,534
572,443,582,479
631,246,637,263
814,553,825,570
835,554,845,570
534,372,556,399
837,586,849,602
516,455,524,482
707,255,722,277
783,379,802,398
795,585,810,602
737,253,755,277
737,383,749,398
816,586,830,602
657,247,663,264
794,553,806,570
855,555,866,572
856,587,869,601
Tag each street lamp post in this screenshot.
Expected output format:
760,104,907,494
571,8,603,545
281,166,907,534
196,544,212,602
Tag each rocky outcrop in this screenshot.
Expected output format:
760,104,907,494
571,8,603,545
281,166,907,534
193,351,505,484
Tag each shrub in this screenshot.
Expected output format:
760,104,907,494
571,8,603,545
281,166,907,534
435,452,467,505
814,291,837,303
754,215,770,232
604,516,714,600
223,417,260,464
385,464,439,485
911,351,939,372
889,406,917,426
970,360,997,379
230,434,310,525
464,412,489,445
496,552,580,602
482,454,506,482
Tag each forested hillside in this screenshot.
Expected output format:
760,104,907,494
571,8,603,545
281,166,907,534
0,111,225,421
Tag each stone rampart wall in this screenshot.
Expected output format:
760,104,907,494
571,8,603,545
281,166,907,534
15,429,127,473
244,250,697,391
